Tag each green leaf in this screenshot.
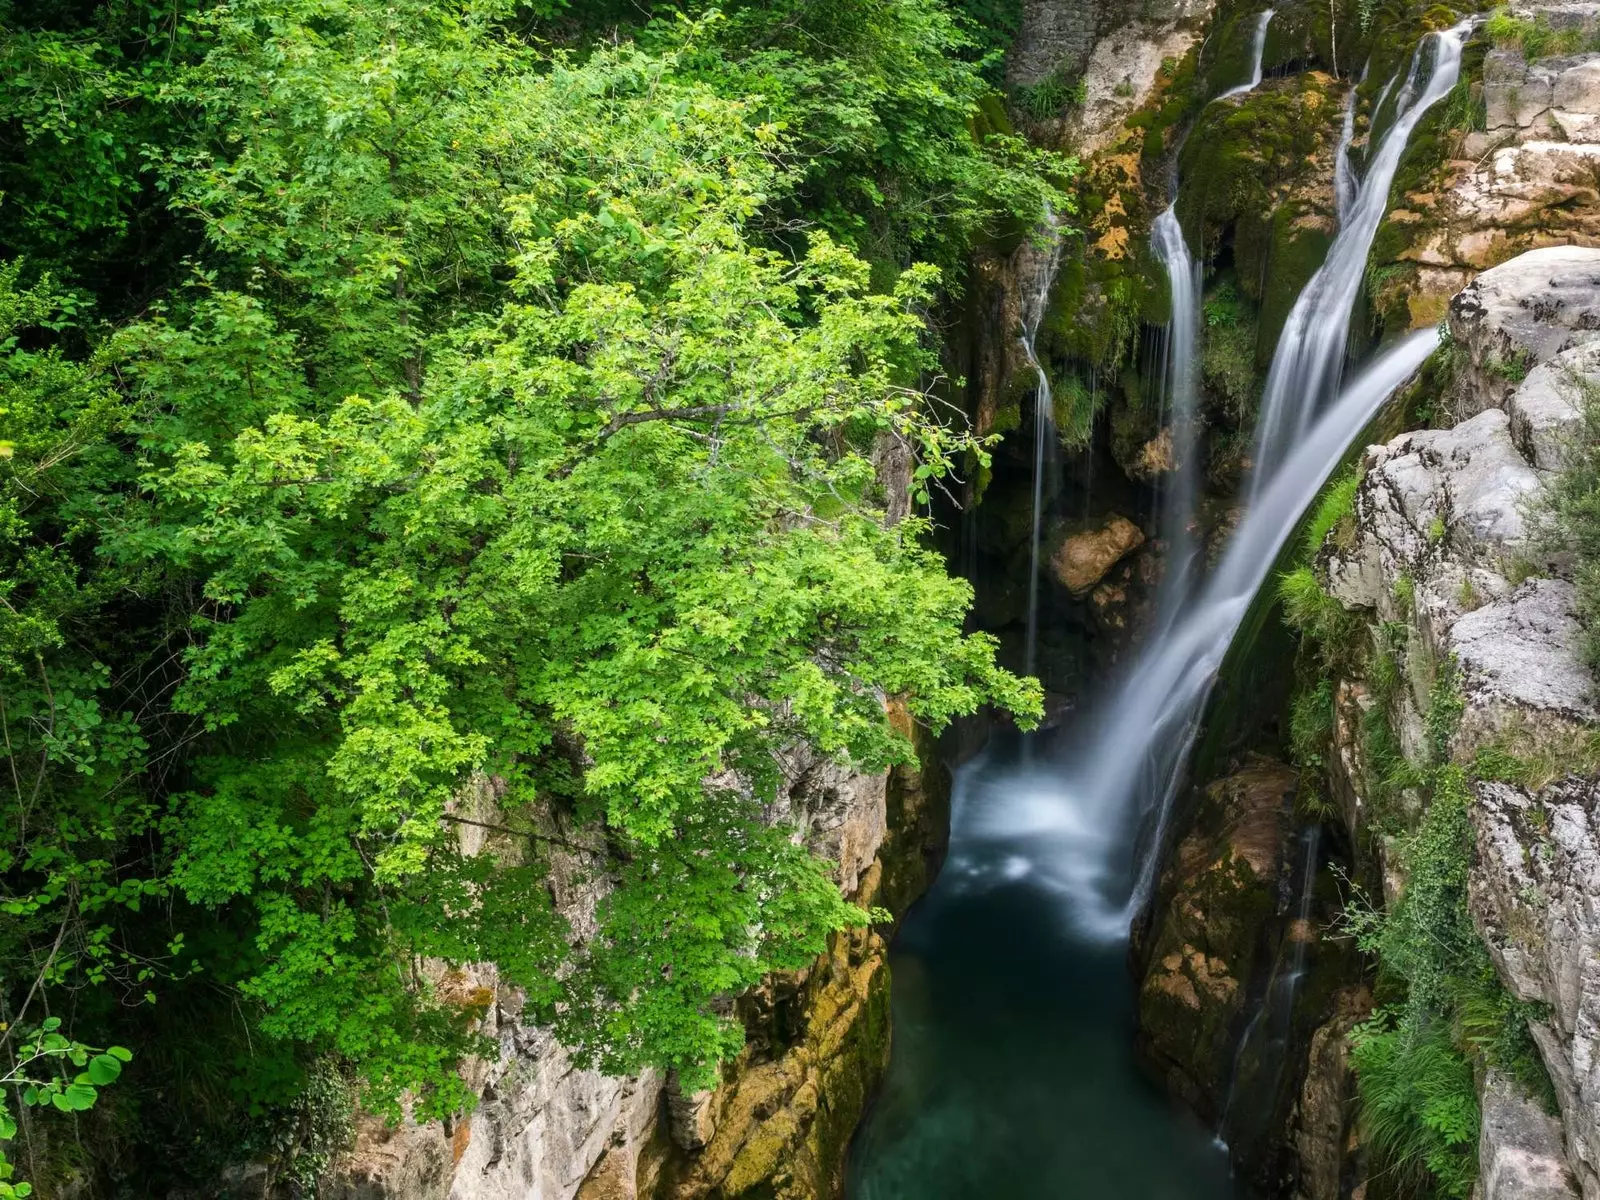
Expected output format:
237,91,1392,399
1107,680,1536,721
87,1054,122,1085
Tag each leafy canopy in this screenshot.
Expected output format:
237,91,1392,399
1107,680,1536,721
0,0,1057,1181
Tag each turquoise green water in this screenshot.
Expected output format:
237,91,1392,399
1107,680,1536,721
846,738,1243,1200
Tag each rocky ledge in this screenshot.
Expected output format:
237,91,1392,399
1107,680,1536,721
1320,247,1600,1200
319,727,948,1200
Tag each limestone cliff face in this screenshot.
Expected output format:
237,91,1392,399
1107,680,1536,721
1318,248,1600,1200
323,733,949,1200
1370,3,1600,333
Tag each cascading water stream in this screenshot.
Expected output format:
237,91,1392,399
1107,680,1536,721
1333,84,1359,224
1150,206,1204,622
1250,23,1470,491
1018,216,1064,680
1218,9,1276,99
1148,8,1272,620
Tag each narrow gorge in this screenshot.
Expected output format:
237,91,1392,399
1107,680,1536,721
5,0,1600,1198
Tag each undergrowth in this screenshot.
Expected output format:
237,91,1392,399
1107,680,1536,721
1279,473,1562,1199
1532,367,1600,667
1485,6,1600,59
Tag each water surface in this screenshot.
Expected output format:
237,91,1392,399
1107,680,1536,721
846,735,1242,1200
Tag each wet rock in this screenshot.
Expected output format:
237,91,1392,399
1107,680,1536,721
1479,1070,1582,1200
1294,987,1372,1200
1050,515,1145,594
1136,756,1295,1114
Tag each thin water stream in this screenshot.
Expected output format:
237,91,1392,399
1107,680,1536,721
848,25,1457,1199
1251,24,1469,488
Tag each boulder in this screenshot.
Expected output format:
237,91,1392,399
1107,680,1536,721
1509,343,1600,470
1451,579,1599,757
1325,409,1542,630
1050,515,1145,594
1448,245,1600,420
1479,1070,1582,1200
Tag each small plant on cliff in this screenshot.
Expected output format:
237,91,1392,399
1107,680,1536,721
1304,468,1362,558
1533,368,1600,666
1394,572,1417,619
1290,678,1337,770
1011,65,1087,121
1485,7,1596,59
1280,567,1354,646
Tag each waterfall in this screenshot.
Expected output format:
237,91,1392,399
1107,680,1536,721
1018,216,1064,679
957,328,1437,938
1150,206,1204,619
1333,86,1358,224
1250,24,1470,491
1219,10,1277,100
954,28,1459,939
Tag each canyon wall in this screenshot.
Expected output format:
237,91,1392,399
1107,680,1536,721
320,738,947,1200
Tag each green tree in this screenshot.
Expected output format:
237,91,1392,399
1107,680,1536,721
0,0,1056,1182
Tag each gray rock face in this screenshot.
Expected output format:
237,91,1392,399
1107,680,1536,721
327,749,894,1200
1481,50,1600,147
1511,343,1600,470
1448,245,1600,420
1479,1070,1582,1200
1325,409,1542,648
1452,579,1599,755
1326,249,1600,1198
1472,781,1600,1200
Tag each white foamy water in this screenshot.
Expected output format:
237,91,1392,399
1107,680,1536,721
1250,23,1469,491
951,329,1438,940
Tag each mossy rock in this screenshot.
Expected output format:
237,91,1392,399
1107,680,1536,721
1257,202,1334,366
1136,757,1296,1110
1175,72,1341,261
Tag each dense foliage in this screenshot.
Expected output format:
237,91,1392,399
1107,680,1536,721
0,0,1063,1188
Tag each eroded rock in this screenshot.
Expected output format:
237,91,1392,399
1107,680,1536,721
1051,514,1146,594
1448,245,1600,419
1472,778,1600,1199
1479,1070,1582,1200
